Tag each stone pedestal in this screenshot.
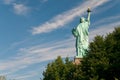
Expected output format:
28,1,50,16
73,57,82,65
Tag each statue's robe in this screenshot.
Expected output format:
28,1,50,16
72,19,90,58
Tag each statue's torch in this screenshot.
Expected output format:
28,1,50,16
87,8,91,12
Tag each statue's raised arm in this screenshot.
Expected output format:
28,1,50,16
87,8,91,25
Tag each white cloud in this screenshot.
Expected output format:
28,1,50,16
32,0,109,35
13,3,30,15
7,70,40,80
12,72,37,80
0,37,75,74
3,0,30,15
92,15,120,27
90,15,120,41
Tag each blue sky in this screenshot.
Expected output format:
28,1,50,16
0,0,120,80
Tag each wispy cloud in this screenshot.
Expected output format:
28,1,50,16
13,3,30,15
0,35,73,76
9,71,38,80
31,0,109,35
93,0,119,15
6,69,40,80
90,15,120,41
3,0,30,15
1,38,30,55
0,38,75,79
92,15,120,27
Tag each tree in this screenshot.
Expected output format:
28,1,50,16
43,56,82,80
81,27,120,80
43,56,70,80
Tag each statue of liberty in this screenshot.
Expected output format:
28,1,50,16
72,8,91,58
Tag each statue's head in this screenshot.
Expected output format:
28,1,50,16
80,17,85,23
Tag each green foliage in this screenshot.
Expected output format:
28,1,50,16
81,27,120,80
43,27,120,80
43,56,84,80
43,56,76,80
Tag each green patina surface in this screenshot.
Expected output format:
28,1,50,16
72,8,91,58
